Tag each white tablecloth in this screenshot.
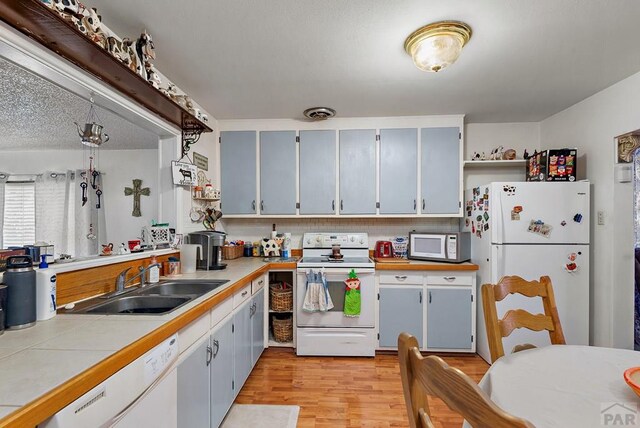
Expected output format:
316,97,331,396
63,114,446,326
463,345,640,428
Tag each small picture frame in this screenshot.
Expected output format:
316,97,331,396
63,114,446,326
171,161,197,186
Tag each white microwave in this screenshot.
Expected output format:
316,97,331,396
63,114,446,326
408,232,471,263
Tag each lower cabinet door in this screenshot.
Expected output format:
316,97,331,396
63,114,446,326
211,315,234,428
233,299,253,396
177,336,210,428
378,287,424,348
426,287,472,350
251,288,265,367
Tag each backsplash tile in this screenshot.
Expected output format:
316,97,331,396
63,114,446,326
219,218,459,248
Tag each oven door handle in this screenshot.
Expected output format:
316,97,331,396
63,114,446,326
312,268,375,275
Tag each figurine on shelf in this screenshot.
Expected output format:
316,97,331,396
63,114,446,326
52,0,81,18
82,8,107,49
160,83,178,98
480,151,487,161
523,149,530,159
472,151,481,161
502,148,517,160
489,145,504,160
146,63,162,89
135,31,156,80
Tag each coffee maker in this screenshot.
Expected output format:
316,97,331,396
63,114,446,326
186,231,226,270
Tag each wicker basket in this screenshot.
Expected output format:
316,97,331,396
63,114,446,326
272,314,293,343
222,245,243,260
269,282,293,311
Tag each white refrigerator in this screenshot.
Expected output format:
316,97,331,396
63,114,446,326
462,181,590,363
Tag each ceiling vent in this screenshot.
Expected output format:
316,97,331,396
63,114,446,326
303,107,336,120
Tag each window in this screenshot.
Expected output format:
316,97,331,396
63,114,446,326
2,182,36,247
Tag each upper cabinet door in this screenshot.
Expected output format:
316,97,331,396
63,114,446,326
260,131,297,215
299,130,336,214
220,131,257,214
379,128,418,214
339,129,377,215
421,127,461,215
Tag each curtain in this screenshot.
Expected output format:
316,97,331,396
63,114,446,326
0,173,7,248
73,169,106,257
35,172,69,258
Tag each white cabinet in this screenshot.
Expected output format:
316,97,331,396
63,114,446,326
260,131,297,214
376,270,476,352
220,131,257,214
379,128,418,214
233,298,253,394
299,130,337,214
211,315,234,428
176,283,267,428
421,127,461,215
339,129,377,214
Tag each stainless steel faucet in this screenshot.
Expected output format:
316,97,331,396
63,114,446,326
102,263,161,299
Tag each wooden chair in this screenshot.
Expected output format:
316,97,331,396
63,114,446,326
481,275,566,363
398,332,534,428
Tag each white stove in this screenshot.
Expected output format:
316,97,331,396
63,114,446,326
296,233,376,357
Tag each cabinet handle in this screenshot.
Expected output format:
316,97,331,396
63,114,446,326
258,279,264,285
419,291,422,304
332,200,335,211
242,290,248,297
252,200,256,211
443,276,456,281
206,345,213,366
429,291,432,304
414,199,416,210
422,199,425,210
395,275,408,281
340,200,344,211
212,339,220,359
260,200,264,211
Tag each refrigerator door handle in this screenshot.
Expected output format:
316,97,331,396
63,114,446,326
494,185,503,244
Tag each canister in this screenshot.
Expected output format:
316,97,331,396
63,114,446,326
252,242,261,257
244,243,253,257
4,256,36,329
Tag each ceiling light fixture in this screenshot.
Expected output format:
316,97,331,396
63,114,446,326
404,21,472,72
303,107,336,120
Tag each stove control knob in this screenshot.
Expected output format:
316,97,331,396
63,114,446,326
360,238,365,244
350,236,355,242
306,238,311,244
316,236,321,242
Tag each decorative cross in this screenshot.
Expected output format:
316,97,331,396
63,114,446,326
124,179,150,217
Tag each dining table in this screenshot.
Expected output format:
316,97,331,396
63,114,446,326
463,345,640,427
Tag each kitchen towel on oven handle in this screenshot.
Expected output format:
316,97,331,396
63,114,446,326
302,269,334,312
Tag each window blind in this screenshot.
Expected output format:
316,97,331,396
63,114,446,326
2,182,36,248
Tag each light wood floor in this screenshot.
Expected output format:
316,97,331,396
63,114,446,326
235,348,489,427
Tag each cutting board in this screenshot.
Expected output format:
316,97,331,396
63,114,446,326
374,257,409,264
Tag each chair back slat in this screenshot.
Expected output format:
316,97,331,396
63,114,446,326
493,276,548,301
398,332,534,428
499,309,556,338
482,275,566,363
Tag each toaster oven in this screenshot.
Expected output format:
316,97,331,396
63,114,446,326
408,232,470,263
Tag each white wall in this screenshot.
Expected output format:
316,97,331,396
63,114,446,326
0,149,159,247
464,122,539,188
540,70,640,349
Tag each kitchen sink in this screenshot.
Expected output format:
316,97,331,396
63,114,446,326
66,279,230,315
86,296,191,315
138,279,229,296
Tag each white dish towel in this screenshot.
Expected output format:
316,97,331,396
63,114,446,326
302,269,334,312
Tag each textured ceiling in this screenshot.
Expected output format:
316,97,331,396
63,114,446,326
89,0,640,122
0,58,159,150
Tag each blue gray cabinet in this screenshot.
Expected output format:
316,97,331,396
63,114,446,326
220,131,257,214
421,127,461,214
339,129,377,214
378,287,423,347
260,131,297,214
380,128,418,214
299,130,336,214
211,315,234,428
426,287,472,350
233,299,253,395
251,288,265,367
177,336,210,428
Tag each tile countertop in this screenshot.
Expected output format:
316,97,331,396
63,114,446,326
0,256,477,426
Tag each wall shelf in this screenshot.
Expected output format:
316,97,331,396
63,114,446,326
0,0,213,133
463,160,526,168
